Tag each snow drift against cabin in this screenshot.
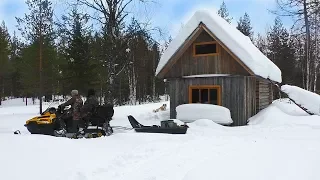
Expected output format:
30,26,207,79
281,85,320,116
155,10,282,83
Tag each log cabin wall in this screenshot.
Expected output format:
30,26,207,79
256,80,272,112
164,31,250,79
169,76,256,126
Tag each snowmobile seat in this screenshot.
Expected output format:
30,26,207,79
86,105,114,127
95,105,114,120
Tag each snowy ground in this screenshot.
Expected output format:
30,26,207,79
1,98,320,180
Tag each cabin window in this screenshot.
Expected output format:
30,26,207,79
193,42,218,56
189,85,221,105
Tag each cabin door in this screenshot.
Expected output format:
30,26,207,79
188,85,221,105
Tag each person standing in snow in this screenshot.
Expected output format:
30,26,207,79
55,89,83,135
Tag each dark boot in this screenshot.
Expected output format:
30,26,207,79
78,120,85,135
71,120,79,133
54,118,67,136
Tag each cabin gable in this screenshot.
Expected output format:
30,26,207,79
163,29,251,78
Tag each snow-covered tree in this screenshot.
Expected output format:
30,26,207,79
217,1,233,23
236,12,254,41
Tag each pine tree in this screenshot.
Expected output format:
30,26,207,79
16,0,56,112
267,17,296,85
0,21,11,105
255,33,268,55
60,7,95,95
236,12,253,41
217,1,233,23
78,0,141,104
9,31,23,97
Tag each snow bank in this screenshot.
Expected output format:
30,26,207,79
155,9,281,83
176,104,233,125
248,100,320,127
272,98,310,116
281,85,320,116
191,119,227,129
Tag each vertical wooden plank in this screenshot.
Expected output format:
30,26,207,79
169,80,175,119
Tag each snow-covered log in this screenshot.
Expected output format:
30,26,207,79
281,85,320,116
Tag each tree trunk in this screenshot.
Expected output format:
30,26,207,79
100,78,103,105
39,1,43,114
128,69,137,105
152,53,156,101
128,52,136,105
303,0,312,91
0,78,2,106
313,12,319,92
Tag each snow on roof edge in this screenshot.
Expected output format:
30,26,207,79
183,74,231,78
155,9,282,83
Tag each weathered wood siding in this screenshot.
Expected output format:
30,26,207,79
256,80,273,112
169,76,256,126
164,31,250,78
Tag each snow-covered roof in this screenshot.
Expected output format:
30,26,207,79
155,10,282,83
183,74,231,78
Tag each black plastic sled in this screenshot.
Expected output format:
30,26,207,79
127,115,188,134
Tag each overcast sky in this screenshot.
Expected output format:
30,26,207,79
0,0,293,41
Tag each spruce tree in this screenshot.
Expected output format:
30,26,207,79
267,17,296,85
236,12,254,41
217,1,233,23
255,33,268,55
9,31,23,97
0,22,11,105
16,0,56,111
61,7,94,95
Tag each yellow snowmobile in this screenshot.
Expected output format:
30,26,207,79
24,107,58,135
24,104,114,138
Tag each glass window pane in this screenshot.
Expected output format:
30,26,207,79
195,43,217,55
192,89,199,103
201,89,209,103
210,89,218,105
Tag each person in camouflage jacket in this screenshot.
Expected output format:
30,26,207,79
60,89,83,121
56,89,83,134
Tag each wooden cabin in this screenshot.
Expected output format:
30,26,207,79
155,10,282,126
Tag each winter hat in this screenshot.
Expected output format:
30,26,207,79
71,90,79,96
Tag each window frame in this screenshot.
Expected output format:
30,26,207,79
193,41,219,57
188,85,221,105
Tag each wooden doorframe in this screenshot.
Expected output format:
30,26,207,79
188,85,221,105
